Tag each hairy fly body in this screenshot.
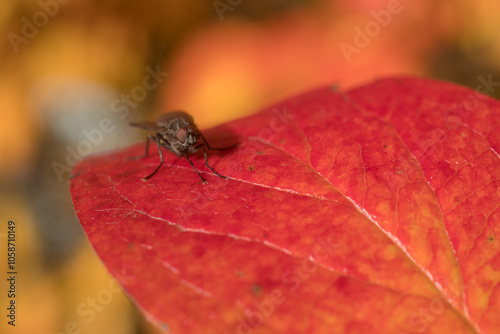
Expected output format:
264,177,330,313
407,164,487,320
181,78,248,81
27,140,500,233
130,111,231,183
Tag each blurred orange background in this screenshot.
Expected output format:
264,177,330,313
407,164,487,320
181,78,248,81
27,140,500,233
1,1,500,333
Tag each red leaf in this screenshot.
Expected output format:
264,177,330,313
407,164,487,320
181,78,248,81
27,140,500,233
71,77,500,334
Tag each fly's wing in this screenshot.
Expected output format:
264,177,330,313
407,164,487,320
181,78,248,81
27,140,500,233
129,121,164,132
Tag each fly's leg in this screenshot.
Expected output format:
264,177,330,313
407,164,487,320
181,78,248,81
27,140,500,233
182,152,208,184
143,134,164,180
199,143,227,179
127,134,157,161
144,134,154,157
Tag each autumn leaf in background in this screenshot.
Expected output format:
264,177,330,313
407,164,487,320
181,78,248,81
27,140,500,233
70,77,499,334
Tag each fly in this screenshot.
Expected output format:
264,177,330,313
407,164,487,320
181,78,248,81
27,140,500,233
130,111,232,183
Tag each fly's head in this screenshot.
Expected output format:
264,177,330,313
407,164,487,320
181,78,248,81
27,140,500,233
164,113,201,154
176,125,200,148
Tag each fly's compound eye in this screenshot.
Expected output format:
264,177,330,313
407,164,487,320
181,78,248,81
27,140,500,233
176,127,188,143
